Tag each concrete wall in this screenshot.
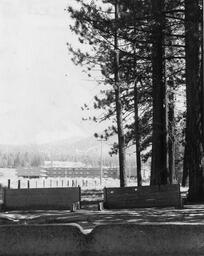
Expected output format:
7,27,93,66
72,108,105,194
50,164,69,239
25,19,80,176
0,224,204,255
3,187,80,210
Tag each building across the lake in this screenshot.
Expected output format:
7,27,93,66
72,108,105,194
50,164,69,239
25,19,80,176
15,161,150,180
12,160,150,180
43,166,118,179
43,161,86,168
17,168,47,179
42,161,118,179
14,163,117,179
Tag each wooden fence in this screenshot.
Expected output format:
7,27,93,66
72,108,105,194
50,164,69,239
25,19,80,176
104,184,182,209
3,186,81,211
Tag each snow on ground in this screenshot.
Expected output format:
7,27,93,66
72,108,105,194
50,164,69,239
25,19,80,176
1,177,119,189
0,173,145,190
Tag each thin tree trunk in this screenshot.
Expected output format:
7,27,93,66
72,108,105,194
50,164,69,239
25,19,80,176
168,90,176,184
134,80,142,186
114,0,127,187
133,3,142,187
182,146,189,186
151,0,168,185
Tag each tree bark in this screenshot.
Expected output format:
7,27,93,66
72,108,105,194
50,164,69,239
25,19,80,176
134,80,142,186
114,0,127,187
182,146,189,186
168,90,176,184
150,0,168,185
185,0,204,201
133,3,142,187
200,7,204,151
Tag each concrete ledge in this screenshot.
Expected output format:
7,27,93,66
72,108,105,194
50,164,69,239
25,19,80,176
0,223,204,255
0,224,86,256
88,224,204,255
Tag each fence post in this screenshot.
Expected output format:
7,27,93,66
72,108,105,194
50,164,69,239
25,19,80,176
27,180,30,189
104,187,107,206
72,180,74,187
78,185,81,209
71,202,79,212
18,180,21,189
67,180,69,187
56,180,58,187
61,180,63,187
8,179,10,189
98,202,104,211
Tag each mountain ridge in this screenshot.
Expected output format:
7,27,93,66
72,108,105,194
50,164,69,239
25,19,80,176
0,136,116,158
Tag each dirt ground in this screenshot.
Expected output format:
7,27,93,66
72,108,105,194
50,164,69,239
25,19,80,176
1,204,204,233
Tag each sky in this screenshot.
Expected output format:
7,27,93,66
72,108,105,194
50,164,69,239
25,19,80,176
0,0,103,145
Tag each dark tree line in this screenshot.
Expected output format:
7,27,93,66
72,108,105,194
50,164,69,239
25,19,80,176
0,152,43,168
67,0,203,201
0,150,123,169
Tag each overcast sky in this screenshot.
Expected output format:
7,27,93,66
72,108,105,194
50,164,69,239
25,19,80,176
0,0,104,145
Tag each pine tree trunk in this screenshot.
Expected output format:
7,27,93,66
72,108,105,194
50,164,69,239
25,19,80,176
134,80,142,186
200,9,204,151
168,90,176,184
185,0,204,201
182,146,189,186
201,58,204,152
114,0,127,187
150,0,168,185
132,2,142,186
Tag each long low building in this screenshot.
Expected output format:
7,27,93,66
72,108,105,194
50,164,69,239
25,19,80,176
43,161,119,178
43,167,118,179
15,166,118,179
16,168,47,179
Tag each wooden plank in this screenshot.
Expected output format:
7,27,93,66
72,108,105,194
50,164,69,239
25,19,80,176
104,184,181,209
3,187,81,210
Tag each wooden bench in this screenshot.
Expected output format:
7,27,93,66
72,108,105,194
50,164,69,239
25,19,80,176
2,186,81,211
103,184,182,209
